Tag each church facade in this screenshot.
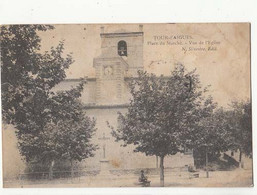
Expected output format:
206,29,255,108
57,26,194,171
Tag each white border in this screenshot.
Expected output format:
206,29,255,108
0,0,256,195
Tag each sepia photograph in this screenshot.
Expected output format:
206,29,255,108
1,23,252,188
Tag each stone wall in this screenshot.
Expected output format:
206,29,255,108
2,125,26,180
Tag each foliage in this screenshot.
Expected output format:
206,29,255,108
226,100,252,157
17,81,98,164
47,87,98,163
191,100,252,168
193,107,233,150
1,25,72,124
191,107,233,168
112,64,213,157
111,64,214,185
1,25,97,166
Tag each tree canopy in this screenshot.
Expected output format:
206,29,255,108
226,100,252,161
1,25,97,173
111,64,215,186
1,25,72,124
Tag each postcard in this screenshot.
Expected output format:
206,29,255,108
1,23,252,187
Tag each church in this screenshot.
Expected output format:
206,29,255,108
56,25,194,171
2,25,194,180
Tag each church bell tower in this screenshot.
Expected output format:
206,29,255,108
93,25,144,105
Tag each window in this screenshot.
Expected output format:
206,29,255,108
118,40,127,56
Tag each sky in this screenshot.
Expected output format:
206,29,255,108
38,23,250,107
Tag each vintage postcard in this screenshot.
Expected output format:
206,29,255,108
1,23,252,187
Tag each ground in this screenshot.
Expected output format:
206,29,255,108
3,168,253,188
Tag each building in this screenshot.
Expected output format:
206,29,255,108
56,25,194,171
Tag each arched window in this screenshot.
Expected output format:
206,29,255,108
118,40,127,56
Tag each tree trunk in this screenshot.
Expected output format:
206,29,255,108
160,156,165,187
156,156,158,168
71,159,74,179
49,160,55,180
206,152,209,178
239,148,242,168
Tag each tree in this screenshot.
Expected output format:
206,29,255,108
1,25,72,124
1,24,72,161
226,100,252,167
111,64,212,186
52,116,97,178
47,83,98,178
16,81,98,178
191,107,233,177
1,25,97,177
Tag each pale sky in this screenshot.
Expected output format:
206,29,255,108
39,23,250,107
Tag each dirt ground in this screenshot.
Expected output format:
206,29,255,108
3,168,253,188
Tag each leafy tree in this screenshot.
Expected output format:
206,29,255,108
1,25,72,161
48,83,97,178
1,25,72,124
16,81,98,178
1,25,97,177
191,107,233,177
52,116,97,178
226,100,252,166
111,64,212,186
